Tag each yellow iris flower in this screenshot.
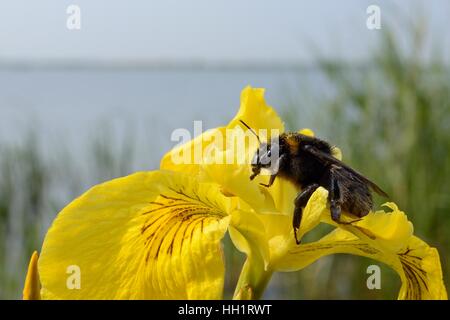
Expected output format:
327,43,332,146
24,86,447,300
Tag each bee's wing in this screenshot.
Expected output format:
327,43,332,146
303,145,389,198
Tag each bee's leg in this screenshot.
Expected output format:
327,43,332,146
259,174,276,188
259,154,285,188
329,168,352,224
249,168,261,180
328,171,362,225
293,183,319,245
329,178,342,223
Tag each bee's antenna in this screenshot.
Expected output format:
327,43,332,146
239,120,261,143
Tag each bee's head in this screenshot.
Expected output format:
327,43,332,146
250,139,282,180
238,120,285,180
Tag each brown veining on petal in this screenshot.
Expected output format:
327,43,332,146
141,190,225,262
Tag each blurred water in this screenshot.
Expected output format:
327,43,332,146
0,69,316,170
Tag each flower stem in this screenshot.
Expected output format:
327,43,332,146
233,254,273,300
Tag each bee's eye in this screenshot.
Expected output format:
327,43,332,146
267,149,271,157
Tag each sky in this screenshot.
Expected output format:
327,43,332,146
0,0,449,64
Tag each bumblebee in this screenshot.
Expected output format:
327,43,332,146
240,120,388,244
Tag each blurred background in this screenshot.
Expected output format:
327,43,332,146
0,0,449,299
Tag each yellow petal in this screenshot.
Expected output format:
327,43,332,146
228,86,284,134
397,236,447,300
322,201,414,253
263,175,298,216
296,187,329,239
353,203,413,252
160,127,226,176
298,128,315,137
201,149,277,213
263,187,328,266
38,171,231,299
198,85,287,213
229,209,270,267
275,228,447,300
23,251,41,300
